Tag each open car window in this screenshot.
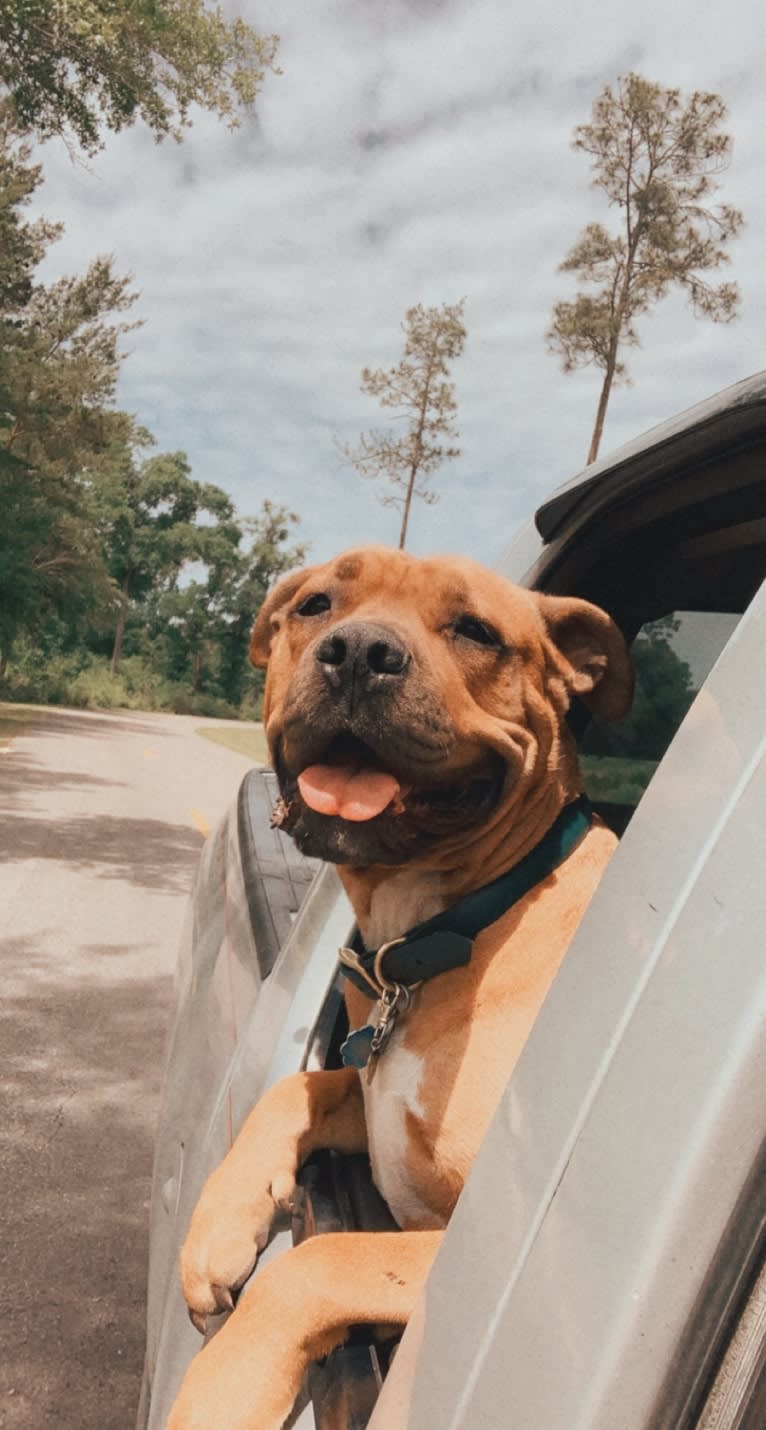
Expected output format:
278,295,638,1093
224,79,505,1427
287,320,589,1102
580,608,740,818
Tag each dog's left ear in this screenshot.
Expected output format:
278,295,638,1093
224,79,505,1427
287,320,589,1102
250,566,316,669
537,594,634,721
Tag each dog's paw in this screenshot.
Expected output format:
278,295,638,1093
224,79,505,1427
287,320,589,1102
180,1168,296,1333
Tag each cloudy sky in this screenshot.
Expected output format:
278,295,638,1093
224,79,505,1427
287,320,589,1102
32,0,766,566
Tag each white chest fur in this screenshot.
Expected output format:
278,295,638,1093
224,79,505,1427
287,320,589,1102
358,871,449,1229
360,1031,444,1230
363,870,446,950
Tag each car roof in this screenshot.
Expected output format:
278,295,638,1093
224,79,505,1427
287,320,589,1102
535,369,766,543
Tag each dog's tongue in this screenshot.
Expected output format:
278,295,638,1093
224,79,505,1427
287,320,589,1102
298,763,401,822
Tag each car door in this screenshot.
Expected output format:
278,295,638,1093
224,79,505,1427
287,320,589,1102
368,376,766,1429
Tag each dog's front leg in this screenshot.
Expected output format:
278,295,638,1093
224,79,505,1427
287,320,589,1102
169,1228,442,1430
181,1068,366,1328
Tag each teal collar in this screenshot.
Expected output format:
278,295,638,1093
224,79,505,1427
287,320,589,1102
339,795,593,1004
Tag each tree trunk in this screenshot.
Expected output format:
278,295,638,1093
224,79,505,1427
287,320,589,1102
398,355,436,549
192,649,202,692
110,573,130,675
587,241,642,465
398,468,417,550
0,647,8,679
587,351,618,464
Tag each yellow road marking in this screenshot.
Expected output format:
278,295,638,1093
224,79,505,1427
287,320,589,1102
190,807,210,837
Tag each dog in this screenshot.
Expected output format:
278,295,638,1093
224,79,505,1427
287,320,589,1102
168,545,632,1429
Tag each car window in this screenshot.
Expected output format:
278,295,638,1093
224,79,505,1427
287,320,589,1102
579,608,740,812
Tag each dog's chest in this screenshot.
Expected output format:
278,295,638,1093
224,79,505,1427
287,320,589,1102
360,1034,445,1230
356,876,451,1227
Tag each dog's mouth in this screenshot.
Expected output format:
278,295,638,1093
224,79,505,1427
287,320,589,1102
274,731,506,865
296,734,410,823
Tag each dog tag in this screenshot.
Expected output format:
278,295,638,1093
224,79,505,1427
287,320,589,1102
341,984,413,1068
340,1023,376,1068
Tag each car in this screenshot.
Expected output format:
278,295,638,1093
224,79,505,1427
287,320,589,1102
137,371,766,1430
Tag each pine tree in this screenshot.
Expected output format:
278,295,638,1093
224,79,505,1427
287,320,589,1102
337,301,466,549
547,74,743,463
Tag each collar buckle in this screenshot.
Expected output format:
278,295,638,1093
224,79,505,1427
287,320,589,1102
372,937,407,991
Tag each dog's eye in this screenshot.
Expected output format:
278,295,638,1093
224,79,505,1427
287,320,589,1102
296,592,331,617
454,614,500,648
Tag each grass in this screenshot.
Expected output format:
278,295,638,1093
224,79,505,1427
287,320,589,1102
195,723,270,765
580,753,658,804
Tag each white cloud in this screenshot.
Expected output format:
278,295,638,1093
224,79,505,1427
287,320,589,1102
29,0,766,564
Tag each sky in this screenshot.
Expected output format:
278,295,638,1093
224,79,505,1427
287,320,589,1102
31,0,766,567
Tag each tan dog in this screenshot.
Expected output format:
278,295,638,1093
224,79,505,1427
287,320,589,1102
168,546,632,1429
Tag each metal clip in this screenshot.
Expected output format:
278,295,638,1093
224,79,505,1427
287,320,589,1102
338,938,419,1065
370,982,413,1056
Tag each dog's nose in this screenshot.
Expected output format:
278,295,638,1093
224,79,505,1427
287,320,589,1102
315,621,410,691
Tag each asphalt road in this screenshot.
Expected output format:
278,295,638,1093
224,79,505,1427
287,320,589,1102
0,706,256,1430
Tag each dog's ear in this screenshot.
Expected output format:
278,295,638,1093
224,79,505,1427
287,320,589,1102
250,567,316,669
537,594,633,721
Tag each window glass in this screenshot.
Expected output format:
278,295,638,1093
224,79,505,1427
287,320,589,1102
580,610,740,810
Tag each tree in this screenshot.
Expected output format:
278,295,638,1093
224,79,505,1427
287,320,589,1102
0,81,304,708
214,500,307,705
547,74,744,464
138,499,306,704
0,446,123,675
2,257,138,465
0,104,59,322
1,105,138,471
92,440,238,673
0,111,139,668
337,300,466,549
0,1,279,154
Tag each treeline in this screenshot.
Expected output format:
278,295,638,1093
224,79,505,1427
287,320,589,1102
0,108,303,717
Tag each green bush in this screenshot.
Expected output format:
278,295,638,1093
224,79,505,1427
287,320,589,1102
0,641,265,719
167,687,240,718
0,646,92,707
68,663,130,708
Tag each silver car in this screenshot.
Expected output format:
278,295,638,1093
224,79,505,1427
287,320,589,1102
138,371,766,1429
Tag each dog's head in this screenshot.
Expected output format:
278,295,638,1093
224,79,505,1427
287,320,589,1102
251,546,632,869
